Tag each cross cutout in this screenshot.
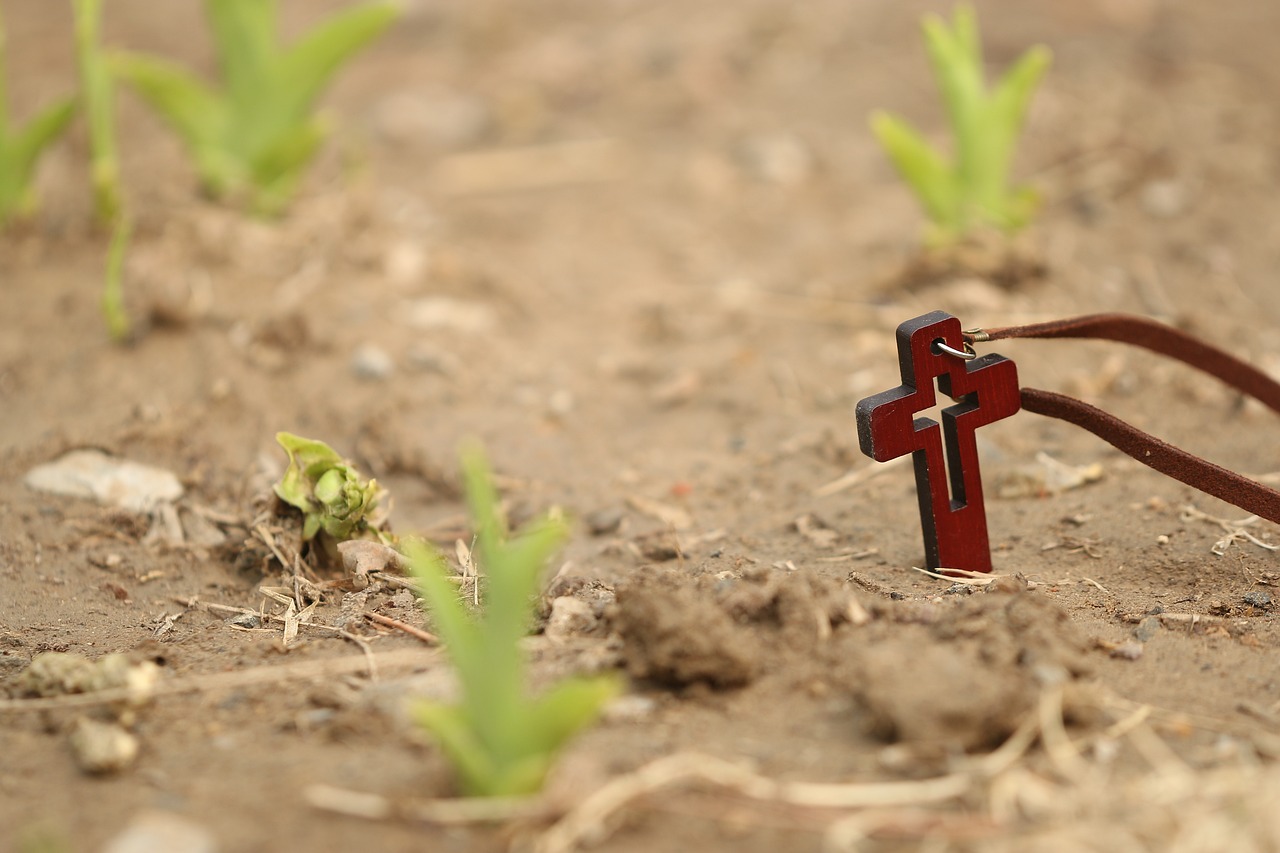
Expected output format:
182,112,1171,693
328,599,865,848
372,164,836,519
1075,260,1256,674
856,311,1020,573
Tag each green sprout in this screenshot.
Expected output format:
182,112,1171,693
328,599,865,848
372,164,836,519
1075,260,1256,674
100,215,132,342
0,9,77,226
73,0,123,225
112,0,397,214
273,432,387,545
870,4,1051,244
408,446,620,797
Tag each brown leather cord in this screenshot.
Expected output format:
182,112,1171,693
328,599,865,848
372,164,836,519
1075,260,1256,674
1020,388,1280,525
971,313,1280,415
968,314,1280,524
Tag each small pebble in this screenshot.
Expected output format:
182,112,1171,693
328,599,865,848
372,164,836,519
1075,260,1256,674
1108,640,1145,661
226,613,262,629
70,718,139,774
1133,616,1162,642
383,240,428,286
602,694,657,723
986,574,1029,595
407,344,460,376
1140,179,1187,218
0,652,28,674
585,508,624,536
101,811,218,853
741,132,812,186
350,344,395,380
548,389,575,417
16,652,158,706
1243,591,1273,609
25,450,183,512
403,296,496,333
544,597,597,641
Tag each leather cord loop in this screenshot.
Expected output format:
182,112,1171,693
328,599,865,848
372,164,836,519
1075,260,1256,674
1020,388,1280,524
976,314,1280,415
973,314,1280,524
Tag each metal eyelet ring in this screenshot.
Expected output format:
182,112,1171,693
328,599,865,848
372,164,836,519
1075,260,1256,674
932,339,977,361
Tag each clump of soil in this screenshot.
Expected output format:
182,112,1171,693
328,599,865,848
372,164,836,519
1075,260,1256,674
611,566,869,689
612,568,762,689
841,588,1092,751
613,567,1091,753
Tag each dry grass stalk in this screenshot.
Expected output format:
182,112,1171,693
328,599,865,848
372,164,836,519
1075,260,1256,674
814,457,910,497
911,566,1004,585
532,754,974,853
305,783,548,824
363,611,439,645
1181,505,1280,555
0,648,437,713
293,684,1280,851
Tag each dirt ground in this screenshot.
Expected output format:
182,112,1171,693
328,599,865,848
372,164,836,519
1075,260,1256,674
4,0,1280,850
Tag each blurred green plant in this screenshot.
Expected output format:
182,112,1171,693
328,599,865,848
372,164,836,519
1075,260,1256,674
100,216,132,341
0,10,77,226
274,432,388,548
73,0,123,224
16,822,71,853
870,4,1050,244
112,0,397,214
408,446,620,797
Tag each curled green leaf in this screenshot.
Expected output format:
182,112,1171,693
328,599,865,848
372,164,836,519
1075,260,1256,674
273,432,385,542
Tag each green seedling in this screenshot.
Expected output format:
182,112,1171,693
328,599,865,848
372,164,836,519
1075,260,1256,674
100,215,132,341
273,432,388,546
73,0,122,225
0,10,77,226
870,4,1050,244
113,0,397,214
17,822,71,853
408,446,620,797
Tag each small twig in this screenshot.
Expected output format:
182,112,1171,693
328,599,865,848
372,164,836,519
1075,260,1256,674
1181,505,1280,555
910,566,1002,585
1037,686,1091,782
532,753,972,853
253,523,294,568
1100,703,1153,741
816,549,879,563
364,612,439,646
967,711,1040,778
1079,577,1113,596
1157,612,1227,625
1237,700,1280,730
305,784,549,825
341,629,379,681
371,572,463,592
1125,722,1194,780
186,502,241,526
814,457,909,497
1101,694,1256,740
181,598,378,675
0,648,437,713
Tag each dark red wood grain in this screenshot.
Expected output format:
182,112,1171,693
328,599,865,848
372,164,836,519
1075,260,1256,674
856,311,1020,573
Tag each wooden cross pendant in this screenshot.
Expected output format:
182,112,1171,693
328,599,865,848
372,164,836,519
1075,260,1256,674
855,311,1020,573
